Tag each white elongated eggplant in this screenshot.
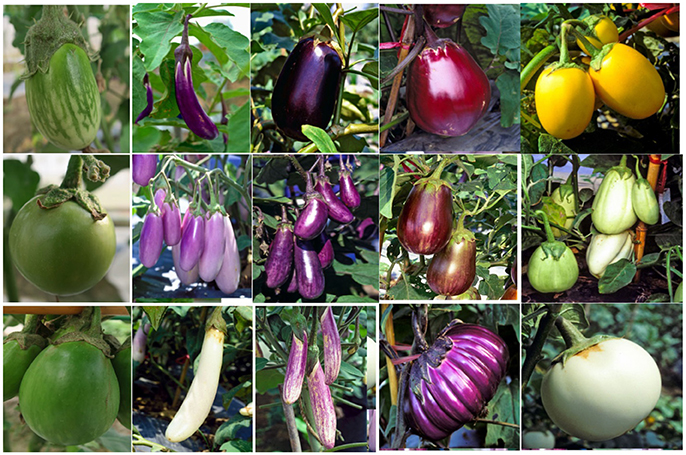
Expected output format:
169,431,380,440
586,230,634,278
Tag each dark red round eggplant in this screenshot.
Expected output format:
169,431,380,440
179,213,205,271
294,238,325,300
132,155,157,186
198,211,226,282
427,228,476,296
139,211,164,268
265,212,295,289
315,175,353,224
404,320,509,441
317,232,334,269
162,201,182,246
339,168,361,209
422,5,467,28
271,37,343,141
406,27,490,137
397,177,453,255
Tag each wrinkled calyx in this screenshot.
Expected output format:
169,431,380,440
552,316,614,366
49,307,115,357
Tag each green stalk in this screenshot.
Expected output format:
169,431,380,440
520,45,556,89
534,210,556,243
555,316,589,349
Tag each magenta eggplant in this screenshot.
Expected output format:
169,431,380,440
315,176,353,224
308,360,336,449
286,267,299,293
294,193,329,240
403,321,509,440
215,215,241,294
154,188,166,209
174,14,219,140
179,214,205,271
294,238,325,300
283,332,308,404
320,307,341,385
198,212,226,282
317,233,334,269
339,169,361,208
139,212,164,268
135,73,153,124
271,37,343,141
162,202,182,246
132,155,157,186
265,219,295,288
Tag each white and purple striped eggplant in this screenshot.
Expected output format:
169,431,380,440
403,320,509,441
139,211,164,268
283,332,307,404
179,213,205,271
198,211,226,282
308,359,336,449
135,73,153,124
215,214,241,294
174,14,219,141
132,155,158,186
320,307,341,385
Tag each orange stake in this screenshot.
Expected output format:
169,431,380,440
634,154,661,282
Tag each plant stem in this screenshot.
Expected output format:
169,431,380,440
279,384,302,452
296,123,378,153
520,45,556,89
522,304,562,388
380,36,426,86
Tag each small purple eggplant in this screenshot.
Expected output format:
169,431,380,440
139,211,164,268
172,242,199,285
198,211,226,282
132,155,158,186
294,238,325,300
286,265,299,293
315,176,353,224
283,332,308,404
162,201,182,246
294,174,329,240
339,168,361,209
215,214,241,294
265,207,294,288
135,73,154,124
317,232,334,269
154,188,166,209
179,213,205,271
320,307,341,385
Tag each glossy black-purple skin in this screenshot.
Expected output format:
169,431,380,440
135,73,153,124
265,222,295,288
132,155,157,186
315,176,353,224
339,170,361,208
179,214,205,271
139,212,164,268
294,194,329,240
294,238,325,300
162,202,182,246
317,232,334,269
271,37,343,141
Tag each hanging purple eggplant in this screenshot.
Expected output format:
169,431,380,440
320,307,341,385
135,73,154,124
294,173,329,240
215,214,241,294
198,211,227,282
139,211,164,268
265,206,295,289
317,232,334,269
174,14,219,140
294,238,325,300
179,212,205,271
132,155,158,186
339,157,361,209
162,201,182,246
283,332,308,404
315,159,353,224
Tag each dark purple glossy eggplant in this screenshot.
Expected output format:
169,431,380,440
404,320,509,441
339,168,360,208
315,175,353,224
162,201,182,246
317,232,334,269
294,238,325,300
406,27,490,136
271,37,343,141
308,360,336,449
286,266,299,293
427,227,476,296
294,174,329,240
135,73,153,124
320,307,341,385
423,5,467,28
265,210,295,289
283,332,307,404
175,14,219,140
198,211,226,282
132,155,157,186
179,213,205,271
139,212,164,268
397,176,453,255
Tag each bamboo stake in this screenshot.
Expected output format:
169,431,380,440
381,303,398,406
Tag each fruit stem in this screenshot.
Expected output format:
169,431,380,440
206,306,227,334
558,24,572,64
554,316,588,349
280,204,289,224
619,154,628,169
429,157,448,180
60,156,85,189
411,306,429,353
564,22,601,58
534,210,556,243
520,44,556,89
22,313,43,334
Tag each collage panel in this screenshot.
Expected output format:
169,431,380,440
379,154,517,301
522,154,683,303
3,5,130,153
378,303,520,449
131,305,253,451
253,154,379,303
522,303,682,449
250,3,379,153
4,154,130,302
520,3,679,154
3,305,132,451
131,4,250,153
255,305,374,452
379,4,520,153
132,154,252,301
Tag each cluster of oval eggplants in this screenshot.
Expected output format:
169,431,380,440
132,155,240,294
263,158,361,300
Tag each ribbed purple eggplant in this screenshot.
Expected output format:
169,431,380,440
294,238,325,300
403,321,509,441
179,214,205,271
308,360,336,449
272,37,343,141
294,194,329,240
283,332,308,404
198,212,226,282
315,176,353,224
215,215,241,294
132,155,157,186
317,232,334,269
339,169,361,208
265,216,294,288
135,73,154,124
172,242,198,285
139,212,164,268
174,14,219,140
320,307,341,385
162,201,182,246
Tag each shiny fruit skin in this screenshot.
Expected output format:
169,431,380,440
592,165,637,235
427,231,476,296
112,345,132,429
422,5,467,28
535,66,595,140
577,15,619,54
406,39,490,136
9,197,116,296
3,340,43,401
589,43,665,119
294,238,325,300
586,230,634,279
397,178,453,255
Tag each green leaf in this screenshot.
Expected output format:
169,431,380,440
142,306,167,331
4,160,40,211
379,165,396,219
132,56,147,121
135,10,185,71
351,263,380,287
302,126,337,153
220,440,252,452
313,4,339,44
339,360,364,380
495,70,520,128
203,22,251,79
256,368,284,394
480,4,520,61
598,259,636,294
225,101,250,152
215,413,251,448
340,8,378,34
386,276,434,301
255,357,269,372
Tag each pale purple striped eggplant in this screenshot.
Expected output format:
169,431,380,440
135,73,154,124
308,360,336,449
198,212,226,282
215,215,241,294
283,332,307,404
163,202,182,246
139,212,164,268
315,175,353,224
265,213,294,289
132,155,157,186
179,214,205,271
317,232,334,269
320,307,341,385
403,321,509,441
172,242,199,285
294,238,325,300
339,168,361,208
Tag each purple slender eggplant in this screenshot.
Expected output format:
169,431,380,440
172,242,199,285
283,332,308,404
315,159,353,224
216,215,241,294
307,360,336,449
317,232,334,269
135,73,154,124
179,213,205,271
174,14,219,140
132,155,157,186
139,212,164,268
320,307,341,385
294,173,329,240
162,201,182,246
271,37,343,141
294,238,325,300
198,211,226,282
286,265,298,293
265,207,295,288
339,158,361,208
154,188,166,209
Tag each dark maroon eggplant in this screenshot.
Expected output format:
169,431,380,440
404,320,509,441
423,5,467,28
135,73,153,124
339,159,361,209
198,211,226,282
162,201,182,246
397,174,453,255
132,155,157,186
406,26,490,137
317,232,334,269
315,160,353,224
283,332,308,404
271,36,343,141
294,174,329,240
265,207,295,289
179,213,205,271
175,14,219,140
294,238,325,300
139,211,164,268
426,226,476,296
320,307,341,385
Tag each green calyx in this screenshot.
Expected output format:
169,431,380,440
23,5,97,79
4,314,48,350
606,155,634,181
535,210,569,259
50,307,115,358
589,42,616,71
207,306,227,335
551,316,614,366
452,214,475,244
